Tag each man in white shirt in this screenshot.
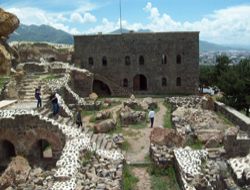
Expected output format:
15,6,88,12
148,108,155,128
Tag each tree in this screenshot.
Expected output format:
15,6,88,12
218,59,250,116
215,55,230,83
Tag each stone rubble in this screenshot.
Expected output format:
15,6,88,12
228,154,250,186
0,108,124,190
174,147,220,190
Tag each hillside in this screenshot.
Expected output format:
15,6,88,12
9,24,73,44
9,24,247,52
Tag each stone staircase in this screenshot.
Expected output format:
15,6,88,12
37,106,119,153
94,73,131,97
19,74,50,102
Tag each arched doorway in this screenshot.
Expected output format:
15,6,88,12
0,140,16,172
28,139,54,168
133,74,147,91
93,80,111,96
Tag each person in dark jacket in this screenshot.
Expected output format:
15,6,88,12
75,108,83,128
50,93,59,116
35,86,42,108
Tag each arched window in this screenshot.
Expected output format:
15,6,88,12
102,56,107,66
125,56,131,65
177,54,181,64
88,57,94,66
176,77,181,86
162,54,167,64
123,78,128,87
139,56,144,65
162,77,167,87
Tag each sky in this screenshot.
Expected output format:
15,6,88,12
1,0,250,47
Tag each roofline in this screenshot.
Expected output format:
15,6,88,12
74,31,200,37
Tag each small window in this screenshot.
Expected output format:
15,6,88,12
162,54,167,64
125,56,130,65
88,57,93,66
162,78,167,87
102,56,107,66
139,56,144,65
177,54,181,64
176,77,181,86
123,78,128,87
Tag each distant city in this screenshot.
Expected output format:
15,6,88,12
200,50,250,65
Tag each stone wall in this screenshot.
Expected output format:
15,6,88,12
0,114,65,165
214,101,250,134
74,32,199,95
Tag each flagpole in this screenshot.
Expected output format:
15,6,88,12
119,0,122,34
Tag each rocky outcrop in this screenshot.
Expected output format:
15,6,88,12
0,8,19,75
0,8,19,37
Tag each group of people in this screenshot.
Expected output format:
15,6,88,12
35,86,156,129
35,86,59,116
35,86,83,128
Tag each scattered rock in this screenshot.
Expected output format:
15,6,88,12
94,119,116,133
150,127,184,147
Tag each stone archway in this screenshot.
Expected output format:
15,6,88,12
0,140,16,172
133,74,147,91
93,79,111,96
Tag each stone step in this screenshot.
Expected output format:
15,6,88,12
96,135,104,149
105,141,113,150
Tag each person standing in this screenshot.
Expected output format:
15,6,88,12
75,108,83,128
148,107,155,128
35,86,42,108
50,93,60,116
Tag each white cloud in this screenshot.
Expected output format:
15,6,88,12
70,12,96,23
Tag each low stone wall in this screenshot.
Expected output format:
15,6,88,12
214,101,250,134
0,114,66,164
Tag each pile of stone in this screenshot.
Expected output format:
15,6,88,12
140,97,158,110
228,154,250,186
96,110,111,121
120,106,146,126
174,147,220,190
172,102,232,144
94,119,116,133
166,96,202,110
0,109,124,189
149,128,184,166
0,156,55,190
123,95,141,110
76,151,123,189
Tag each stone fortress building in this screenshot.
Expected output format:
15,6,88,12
74,32,199,96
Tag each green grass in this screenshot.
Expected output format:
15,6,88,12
123,165,139,190
186,138,203,149
216,112,234,126
120,140,131,151
163,102,173,128
81,150,93,166
82,110,96,116
129,121,147,129
148,165,180,190
41,74,59,81
0,76,10,89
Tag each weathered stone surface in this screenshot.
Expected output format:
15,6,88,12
94,119,116,133
0,43,11,75
196,129,224,143
120,109,146,126
201,95,214,110
89,92,98,101
96,110,111,120
141,97,158,110
150,127,184,147
0,156,31,189
205,136,221,148
0,8,19,37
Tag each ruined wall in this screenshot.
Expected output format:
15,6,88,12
215,101,250,134
0,114,65,163
74,32,199,95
